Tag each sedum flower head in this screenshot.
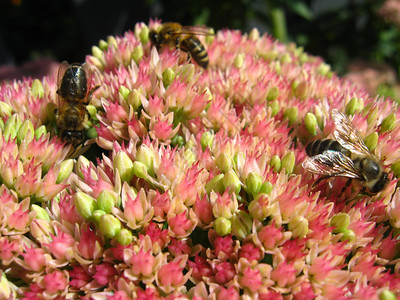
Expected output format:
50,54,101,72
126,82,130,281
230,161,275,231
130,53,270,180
2,19,400,299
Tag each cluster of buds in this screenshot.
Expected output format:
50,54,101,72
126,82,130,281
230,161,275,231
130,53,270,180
0,20,400,299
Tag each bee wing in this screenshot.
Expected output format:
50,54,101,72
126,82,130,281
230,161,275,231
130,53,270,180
331,109,371,156
180,25,214,36
302,150,362,179
56,61,70,111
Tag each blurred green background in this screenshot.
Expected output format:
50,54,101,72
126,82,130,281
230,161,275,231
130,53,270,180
1,0,399,98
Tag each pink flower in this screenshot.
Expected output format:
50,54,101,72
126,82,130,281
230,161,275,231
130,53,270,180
7,204,31,231
43,270,68,294
129,249,156,277
258,222,283,250
188,255,214,281
213,261,236,284
69,265,91,289
168,210,196,237
141,221,169,252
93,263,118,286
168,238,192,257
308,256,334,282
0,237,20,261
44,231,75,260
270,262,296,287
157,255,190,292
239,266,262,293
22,247,47,272
239,242,262,263
76,224,103,260
213,235,234,259
193,194,213,225
215,286,240,300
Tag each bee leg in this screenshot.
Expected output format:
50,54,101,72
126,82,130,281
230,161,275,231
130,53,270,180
340,178,353,194
312,175,332,188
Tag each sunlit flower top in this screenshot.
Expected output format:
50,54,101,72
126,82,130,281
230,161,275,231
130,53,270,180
1,20,400,299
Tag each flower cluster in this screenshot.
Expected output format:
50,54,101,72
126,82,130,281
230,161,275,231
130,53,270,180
1,20,400,299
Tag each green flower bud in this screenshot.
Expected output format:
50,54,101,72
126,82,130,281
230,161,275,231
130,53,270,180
0,272,15,300
299,53,308,64
391,161,400,178
92,209,106,223
234,152,245,171
184,148,196,166
75,192,97,220
345,97,360,116
330,213,350,233
231,211,252,240
281,151,295,175
99,214,121,239
127,89,142,111
56,159,74,184
249,28,260,41
234,53,245,68
270,155,281,172
304,112,318,136
97,190,118,213
293,81,308,100
132,161,148,179
280,53,292,64
99,39,108,50
114,151,134,182
162,67,176,88
31,204,50,221
245,172,263,195
317,63,331,76
340,228,356,242
205,28,215,44
31,79,44,98
139,25,150,44
260,181,273,194
136,144,155,175
205,174,225,194
268,100,280,117
379,290,397,300
4,114,22,141
17,119,35,144
201,131,214,151
85,126,98,139
116,228,133,245
284,107,298,126
380,113,396,133
216,153,233,173
288,215,309,238
364,132,378,151
267,86,279,102
86,104,97,120
35,125,47,140
119,85,130,100
223,170,241,194
214,217,231,236
92,46,104,62
178,64,195,82
76,155,91,179
132,45,144,64
260,50,278,62
107,35,118,49
171,134,185,147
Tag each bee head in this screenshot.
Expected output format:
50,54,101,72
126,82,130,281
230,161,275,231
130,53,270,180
149,29,161,46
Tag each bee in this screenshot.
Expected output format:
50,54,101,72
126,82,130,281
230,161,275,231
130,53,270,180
302,109,389,194
149,22,212,69
55,61,98,146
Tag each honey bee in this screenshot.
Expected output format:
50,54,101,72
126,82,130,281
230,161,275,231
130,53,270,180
302,109,389,194
149,22,212,69
55,61,98,146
